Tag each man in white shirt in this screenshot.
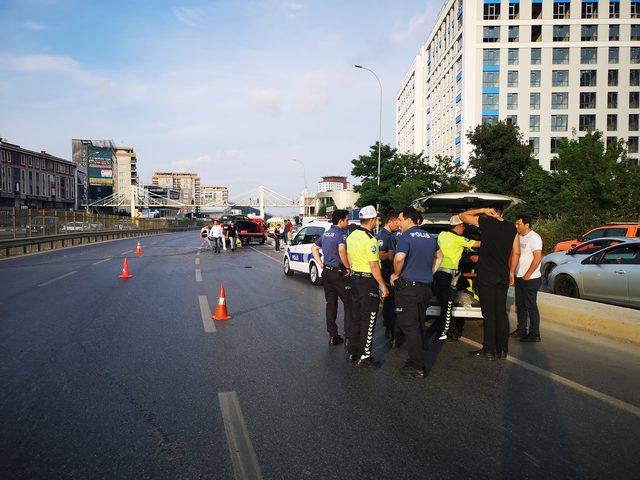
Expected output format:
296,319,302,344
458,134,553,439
509,214,543,342
208,220,223,254
200,224,212,251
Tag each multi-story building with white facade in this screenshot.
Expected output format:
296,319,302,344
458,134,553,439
396,49,426,154
398,0,640,168
114,147,139,212
317,176,349,192
151,172,201,206
201,186,229,205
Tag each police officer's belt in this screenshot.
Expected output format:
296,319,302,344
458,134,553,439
399,277,431,287
323,265,343,271
437,267,458,275
351,271,373,278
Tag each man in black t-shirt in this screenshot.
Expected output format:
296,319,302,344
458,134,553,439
227,221,237,252
460,206,518,360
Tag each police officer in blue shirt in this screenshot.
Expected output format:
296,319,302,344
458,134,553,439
391,206,443,379
312,209,352,346
376,211,401,344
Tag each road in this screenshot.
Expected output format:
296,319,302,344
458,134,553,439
1,231,639,480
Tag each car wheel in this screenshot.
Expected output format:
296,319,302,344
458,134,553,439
554,275,580,299
283,257,294,276
543,263,556,280
309,263,323,286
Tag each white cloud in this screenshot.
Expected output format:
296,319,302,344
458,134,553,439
387,3,438,45
246,88,283,116
24,20,47,30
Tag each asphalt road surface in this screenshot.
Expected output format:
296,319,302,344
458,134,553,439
1,231,639,480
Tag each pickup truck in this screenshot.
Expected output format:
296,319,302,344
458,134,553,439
221,215,268,245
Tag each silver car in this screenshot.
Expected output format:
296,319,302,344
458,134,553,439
540,237,629,280
549,240,640,308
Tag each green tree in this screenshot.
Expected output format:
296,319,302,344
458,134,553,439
514,163,562,218
467,121,534,195
430,155,469,193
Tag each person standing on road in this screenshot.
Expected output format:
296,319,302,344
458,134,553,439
227,221,237,252
510,214,543,342
433,215,480,341
346,206,389,368
312,209,352,346
460,206,517,360
377,211,401,345
284,219,293,245
209,220,223,254
274,226,281,251
390,207,443,379
200,224,212,251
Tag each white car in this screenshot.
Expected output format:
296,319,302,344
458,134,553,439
282,220,331,285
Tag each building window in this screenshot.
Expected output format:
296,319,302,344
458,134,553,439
506,115,518,125
554,2,570,19
580,70,597,87
581,25,598,41
632,1,640,18
608,91,618,108
508,2,519,19
508,48,519,65
607,136,618,148
530,70,541,87
581,1,597,18
609,47,619,64
581,47,597,64
483,2,500,20
609,24,619,41
629,137,639,154
483,115,499,126
630,114,639,131
631,70,640,87
551,115,568,132
483,26,500,43
632,25,640,41
483,93,499,109
609,69,619,86
553,48,569,64
483,71,500,88
579,114,596,131
631,92,640,108
608,114,618,131
508,70,519,87
507,93,518,110
530,115,540,132
531,25,542,42
609,1,619,18
552,70,569,86
531,48,541,65
553,25,570,42
552,92,568,109
551,137,563,154
580,92,597,108
529,137,540,154
632,47,640,64
530,92,540,109
508,26,519,42
483,48,500,65
532,2,542,18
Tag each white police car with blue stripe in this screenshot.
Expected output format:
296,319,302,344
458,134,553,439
282,220,332,285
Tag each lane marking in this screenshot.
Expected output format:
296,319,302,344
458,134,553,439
38,271,78,287
198,295,216,332
92,257,111,265
120,250,130,255
218,391,263,480
195,257,201,266
195,269,202,282
459,337,640,418
248,246,281,264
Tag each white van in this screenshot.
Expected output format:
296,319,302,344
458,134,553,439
282,220,332,285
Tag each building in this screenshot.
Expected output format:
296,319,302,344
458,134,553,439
114,147,139,208
200,186,229,205
72,139,116,207
396,49,426,155
317,176,349,192
397,0,640,169
151,172,201,207
1,140,77,209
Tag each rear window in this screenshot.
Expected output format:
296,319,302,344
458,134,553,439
605,228,628,237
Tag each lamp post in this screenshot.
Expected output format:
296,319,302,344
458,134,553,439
354,64,382,213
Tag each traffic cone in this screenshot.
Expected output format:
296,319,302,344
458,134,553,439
135,241,143,255
212,284,233,321
119,258,133,279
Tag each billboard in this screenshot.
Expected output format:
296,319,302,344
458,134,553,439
87,147,114,186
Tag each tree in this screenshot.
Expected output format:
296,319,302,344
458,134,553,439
430,155,469,193
467,121,534,195
514,163,562,219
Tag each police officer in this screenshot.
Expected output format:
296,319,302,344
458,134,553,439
391,206,443,379
346,206,389,367
312,209,352,346
377,211,401,344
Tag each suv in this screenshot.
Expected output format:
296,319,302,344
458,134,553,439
410,192,522,321
553,224,640,252
283,220,331,285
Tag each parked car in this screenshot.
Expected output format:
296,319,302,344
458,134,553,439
553,223,640,252
283,220,330,285
549,240,640,308
61,221,85,232
540,237,629,280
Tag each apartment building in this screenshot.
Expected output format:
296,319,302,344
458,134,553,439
396,50,426,155
151,172,201,206
397,0,640,168
317,176,349,192
114,147,139,212
201,186,229,205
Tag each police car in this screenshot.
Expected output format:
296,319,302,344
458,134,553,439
282,220,332,285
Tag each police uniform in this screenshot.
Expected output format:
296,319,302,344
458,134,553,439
377,227,397,338
346,226,381,360
394,226,439,370
315,225,351,341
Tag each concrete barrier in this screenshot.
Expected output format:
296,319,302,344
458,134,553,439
507,290,640,346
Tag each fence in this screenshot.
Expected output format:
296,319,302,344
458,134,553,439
0,208,197,240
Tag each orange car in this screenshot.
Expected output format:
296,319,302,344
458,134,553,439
553,223,640,252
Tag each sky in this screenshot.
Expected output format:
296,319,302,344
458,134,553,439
0,0,440,201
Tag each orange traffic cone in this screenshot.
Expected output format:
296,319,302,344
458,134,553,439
119,258,133,279
135,241,143,255
212,284,233,321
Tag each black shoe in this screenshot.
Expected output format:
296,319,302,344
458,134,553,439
469,349,495,360
400,364,426,379
497,351,508,360
510,329,526,337
520,333,541,342
355,357,381,368
348,354,358,363
329,335,344,346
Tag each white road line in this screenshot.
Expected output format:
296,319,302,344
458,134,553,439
248,246,281,264
198,295,216,333
38,271,78,287
92,257,111,265
218,391,263,480
120,250,130,255
459,336,640,418
195,269,202,282
195,257,201,266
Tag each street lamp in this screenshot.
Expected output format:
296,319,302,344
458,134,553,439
354,64,382,210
